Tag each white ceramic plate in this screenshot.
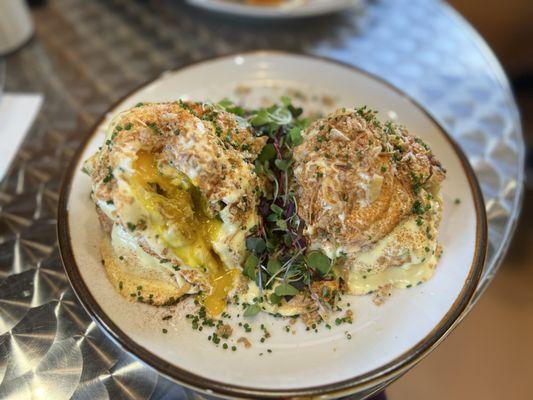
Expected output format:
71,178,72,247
58,52,486,399
186,0,360,18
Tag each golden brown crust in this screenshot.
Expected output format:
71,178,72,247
101,237,191,306
293,108,445,250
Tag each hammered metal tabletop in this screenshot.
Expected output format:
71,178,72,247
0,0,524,399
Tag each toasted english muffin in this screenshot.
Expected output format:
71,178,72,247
101,227,193,306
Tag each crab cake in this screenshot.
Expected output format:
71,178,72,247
293,107,445,294
83,101,265,314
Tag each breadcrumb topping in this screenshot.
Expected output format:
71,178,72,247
293,107,445,251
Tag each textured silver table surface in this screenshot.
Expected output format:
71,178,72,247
0,0,524,399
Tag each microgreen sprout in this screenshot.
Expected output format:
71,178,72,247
224,97,333,308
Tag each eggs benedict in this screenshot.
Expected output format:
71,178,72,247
293,107,445,294
84,98,446,325
83,101,265,315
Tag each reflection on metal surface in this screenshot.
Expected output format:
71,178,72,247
0,0,524,398
77,322,120,382
31,338,83,399
0,375,32,400
2,304,56,381
54,290,92,341
0,270,33,334
101,353,158,399
71,378,110,400
33,252,70,308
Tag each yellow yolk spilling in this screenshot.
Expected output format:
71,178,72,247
204,269,240,315
131,151,236,316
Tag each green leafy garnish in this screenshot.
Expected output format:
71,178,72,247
244,254,259,280
274,283,299,297
307,251,331,275
246,237,266,254
243,303,262,317
239,97,339,312
270,204,284,215
288,126,303,146
276,219,287,230
258,143,277,162
412,200,424,215
102,167,114,183
217,98,245,117
269,293,282,305
250,110,271,126
274,159,290,171
250,104,292,127
266,258,281,275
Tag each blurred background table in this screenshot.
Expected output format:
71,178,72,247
0,0,525,399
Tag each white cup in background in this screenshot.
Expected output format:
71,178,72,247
0,0,34,55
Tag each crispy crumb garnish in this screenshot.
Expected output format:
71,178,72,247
436,244,443,259
344,309,354,323
237,337,252,348
311,280,340,308
373,284,393,306
300,310,321,327
293,107,445,251
216,323,233,339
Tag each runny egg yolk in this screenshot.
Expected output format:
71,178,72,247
131,151,237,316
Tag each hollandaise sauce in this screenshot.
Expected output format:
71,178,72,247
131,151,236,316
346,257,437,295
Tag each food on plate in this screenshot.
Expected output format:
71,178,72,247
83,101,265,315
83,97,445,324
292,108,445,295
